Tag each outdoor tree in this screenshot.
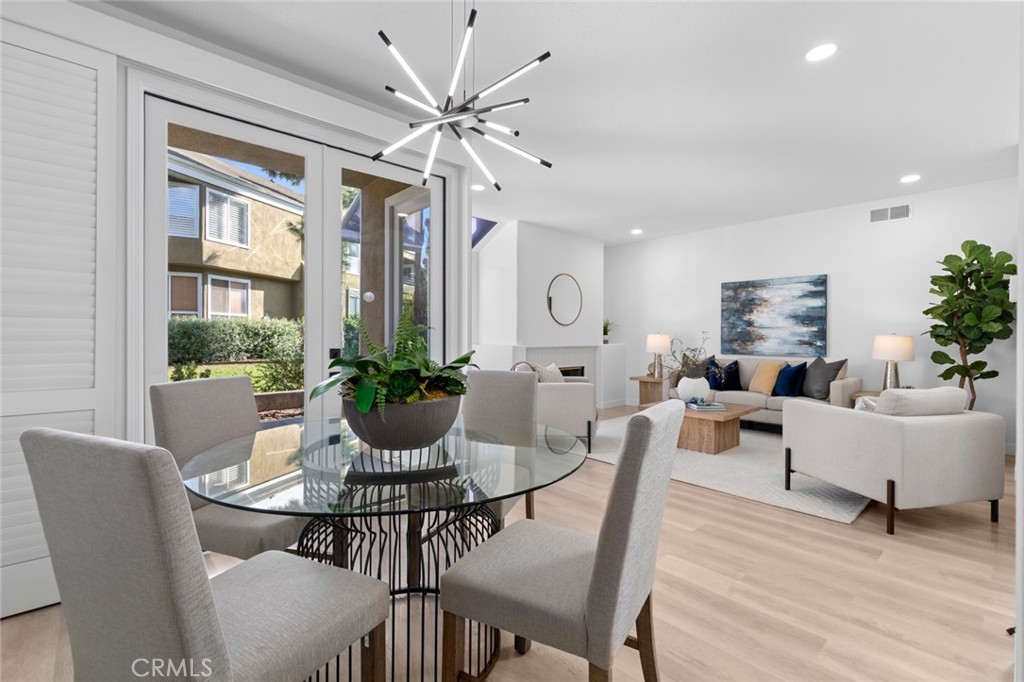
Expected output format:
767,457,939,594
923,240,1016,409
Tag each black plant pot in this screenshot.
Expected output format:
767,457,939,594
341,395,462,451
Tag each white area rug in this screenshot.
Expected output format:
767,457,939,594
590,415,870,524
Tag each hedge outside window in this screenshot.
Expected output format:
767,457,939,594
168,272,201,317
168,182,199,238
208,276,250,318
206,188,250,248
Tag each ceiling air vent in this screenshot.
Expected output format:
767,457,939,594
889,204,911,220
869,203,912,223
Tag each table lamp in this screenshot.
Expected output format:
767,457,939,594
646,333,671,378
871,334,914,390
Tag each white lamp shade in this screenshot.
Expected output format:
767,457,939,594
645,333,671,354
871,334,915,362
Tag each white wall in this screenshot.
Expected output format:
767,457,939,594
515,222,604,347
476,222,519,345
605,177,1019,452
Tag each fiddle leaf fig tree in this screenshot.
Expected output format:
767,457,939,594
923,240,1016,410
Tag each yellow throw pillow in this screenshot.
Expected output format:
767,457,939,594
749,361,785,395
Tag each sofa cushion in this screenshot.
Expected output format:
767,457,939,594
874,387,968,416
766,395,820,411
749,362,785,395
713,391,767,409
709,359,741,391
802,357,847,400
772,362,807,397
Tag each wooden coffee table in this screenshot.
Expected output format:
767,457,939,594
677,403,761,454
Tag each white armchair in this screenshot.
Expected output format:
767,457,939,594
512,364,598,453
782,395,1005,534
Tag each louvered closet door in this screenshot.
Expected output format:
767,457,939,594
0,26,117,617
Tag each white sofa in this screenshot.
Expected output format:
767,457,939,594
668,357,862,426
783,394,1005,534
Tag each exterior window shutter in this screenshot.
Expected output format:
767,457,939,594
206,189,228,242
228,199,248,246
167,183,199,237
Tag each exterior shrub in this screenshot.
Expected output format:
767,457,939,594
168,317,304,364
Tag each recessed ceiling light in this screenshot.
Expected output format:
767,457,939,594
630,228,643,235
900,174,921,184
805,43,838,62
470,184,485,191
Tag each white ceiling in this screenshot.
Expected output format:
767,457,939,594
97,1,1020,244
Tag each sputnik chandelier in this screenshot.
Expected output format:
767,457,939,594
371,8,552,191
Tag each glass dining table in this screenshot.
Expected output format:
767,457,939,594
180,415,588,682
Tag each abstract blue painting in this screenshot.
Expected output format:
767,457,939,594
721,275,827,356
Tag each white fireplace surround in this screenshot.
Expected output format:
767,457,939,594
471,344,626,408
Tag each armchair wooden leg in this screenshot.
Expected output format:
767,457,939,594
514,634,532,654
442,611,465,682
525,491,536,520
589,663,612,682
886,479,896,535
360,621,386,682
635,593,659,682
784,447,792,491
991,499,999,523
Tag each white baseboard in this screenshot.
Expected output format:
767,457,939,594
598,399,626,409
1,557,60,617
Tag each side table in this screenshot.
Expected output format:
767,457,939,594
630,375,671,410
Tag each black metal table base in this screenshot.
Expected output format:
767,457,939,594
297,502,500,682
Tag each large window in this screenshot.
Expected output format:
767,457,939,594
206,188,250,247
167,272,201,317
208,276,250,318
168,182,200,238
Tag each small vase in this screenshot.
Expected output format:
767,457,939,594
603,335,610,344
675,377,711,402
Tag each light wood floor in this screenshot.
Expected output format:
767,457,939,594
3,407,1015,681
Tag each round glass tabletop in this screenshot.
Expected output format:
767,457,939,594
180,416,587,517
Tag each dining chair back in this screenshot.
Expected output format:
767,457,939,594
585,401,684,669
150,376,260,471
21,428,389,682
21,428,233,680
149,376,306,559
463,370,537,446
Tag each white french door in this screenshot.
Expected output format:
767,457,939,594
142,101,448,429
143,98,328,428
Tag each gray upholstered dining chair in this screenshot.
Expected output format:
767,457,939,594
150,376,307,558
440,400,685,682
463,369,538,522
20,428,390,682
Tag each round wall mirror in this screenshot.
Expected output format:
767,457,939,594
547,273,582,327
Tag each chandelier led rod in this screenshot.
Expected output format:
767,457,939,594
407,98,529,129
384,85,440,115
371,10,551,190
449,125,500,192
466,126,552,168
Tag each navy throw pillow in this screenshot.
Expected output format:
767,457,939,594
709,359,741,391
772,362,807,397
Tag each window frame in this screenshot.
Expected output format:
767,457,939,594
167,271,202,317
205,187,251,249
347,287,361,317
207,274,251,319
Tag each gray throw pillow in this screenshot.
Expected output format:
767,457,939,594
801,357,847,400
682,354,714,379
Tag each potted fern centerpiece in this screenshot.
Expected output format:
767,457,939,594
310,310,475,450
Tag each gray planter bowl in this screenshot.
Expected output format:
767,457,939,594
342,395,462,451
